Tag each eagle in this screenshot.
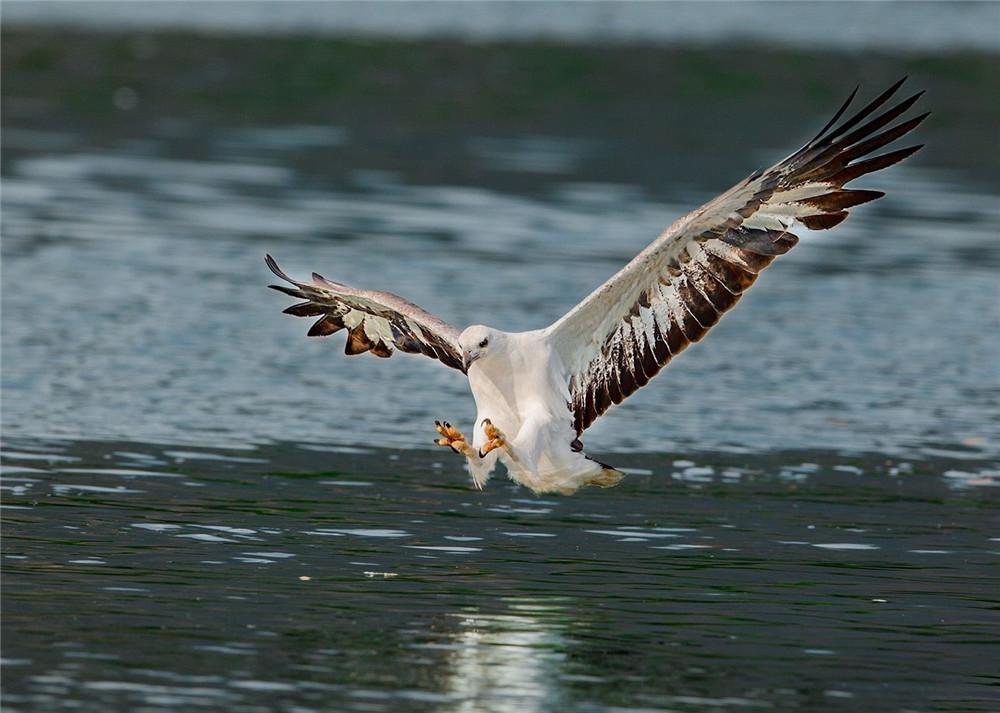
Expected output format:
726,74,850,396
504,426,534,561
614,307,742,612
267,79,926,495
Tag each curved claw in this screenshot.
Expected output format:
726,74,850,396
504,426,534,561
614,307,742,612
482,418,499,440
478,418,507,458
434,419,470,456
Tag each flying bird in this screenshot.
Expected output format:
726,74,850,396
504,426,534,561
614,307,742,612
267,79,926,495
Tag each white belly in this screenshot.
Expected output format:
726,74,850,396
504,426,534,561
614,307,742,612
464,331,616,494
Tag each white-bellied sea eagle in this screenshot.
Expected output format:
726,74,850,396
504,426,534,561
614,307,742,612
267,79,926,494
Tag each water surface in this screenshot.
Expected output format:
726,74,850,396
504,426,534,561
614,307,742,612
3,32,999,713
3,439,998,712
3,112,998,456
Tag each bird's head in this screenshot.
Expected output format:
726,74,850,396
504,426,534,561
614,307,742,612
458,325,499,371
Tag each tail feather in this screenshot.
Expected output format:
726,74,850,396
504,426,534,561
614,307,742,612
585,456,625,489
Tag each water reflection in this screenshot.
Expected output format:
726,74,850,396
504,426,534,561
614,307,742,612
443,600,571,713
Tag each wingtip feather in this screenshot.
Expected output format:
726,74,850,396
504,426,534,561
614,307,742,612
268,283,306,299
809,84,859,145
832,144,924,185
265,254,296,284
312,271,346,290
823,77,909,144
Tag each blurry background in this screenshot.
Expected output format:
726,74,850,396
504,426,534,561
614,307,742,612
3,0,999,456
3,3,999,713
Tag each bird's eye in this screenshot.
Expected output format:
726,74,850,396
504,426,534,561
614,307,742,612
478,338,489,348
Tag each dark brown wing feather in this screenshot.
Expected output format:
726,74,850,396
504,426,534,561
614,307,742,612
266,255,467,373
550,80,927,435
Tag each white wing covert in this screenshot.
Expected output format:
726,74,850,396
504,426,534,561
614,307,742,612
266,255,467,373
547,79,927,435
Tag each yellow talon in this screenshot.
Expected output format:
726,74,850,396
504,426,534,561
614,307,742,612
434,420,472,456
483,418,502,441
478,419,507,457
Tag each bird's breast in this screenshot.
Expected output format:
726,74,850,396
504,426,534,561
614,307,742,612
467,341,571,446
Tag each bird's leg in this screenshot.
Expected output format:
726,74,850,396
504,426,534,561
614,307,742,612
435,420,491,490
478,418,513,460
434,420,477,459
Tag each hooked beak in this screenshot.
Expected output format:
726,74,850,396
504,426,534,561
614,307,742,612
462,349,481,370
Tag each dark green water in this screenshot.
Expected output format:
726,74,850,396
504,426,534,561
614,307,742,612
3,439,998,712
2,30,999,713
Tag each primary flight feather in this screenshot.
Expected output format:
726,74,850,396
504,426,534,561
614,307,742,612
267,79,926,495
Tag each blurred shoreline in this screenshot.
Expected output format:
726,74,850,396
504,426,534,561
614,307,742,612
5,0,1000,52
4,28,1000,187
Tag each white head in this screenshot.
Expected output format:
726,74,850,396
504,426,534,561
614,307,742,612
458,325,501,371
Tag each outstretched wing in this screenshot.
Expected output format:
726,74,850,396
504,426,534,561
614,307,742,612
266,255,467,373
547,79,927,435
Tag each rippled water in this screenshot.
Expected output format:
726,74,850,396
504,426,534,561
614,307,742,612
3,33,1000,713
3,121,998,457
3,439,998,711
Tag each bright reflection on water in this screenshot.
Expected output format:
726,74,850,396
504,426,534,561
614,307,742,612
443,603,570,713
